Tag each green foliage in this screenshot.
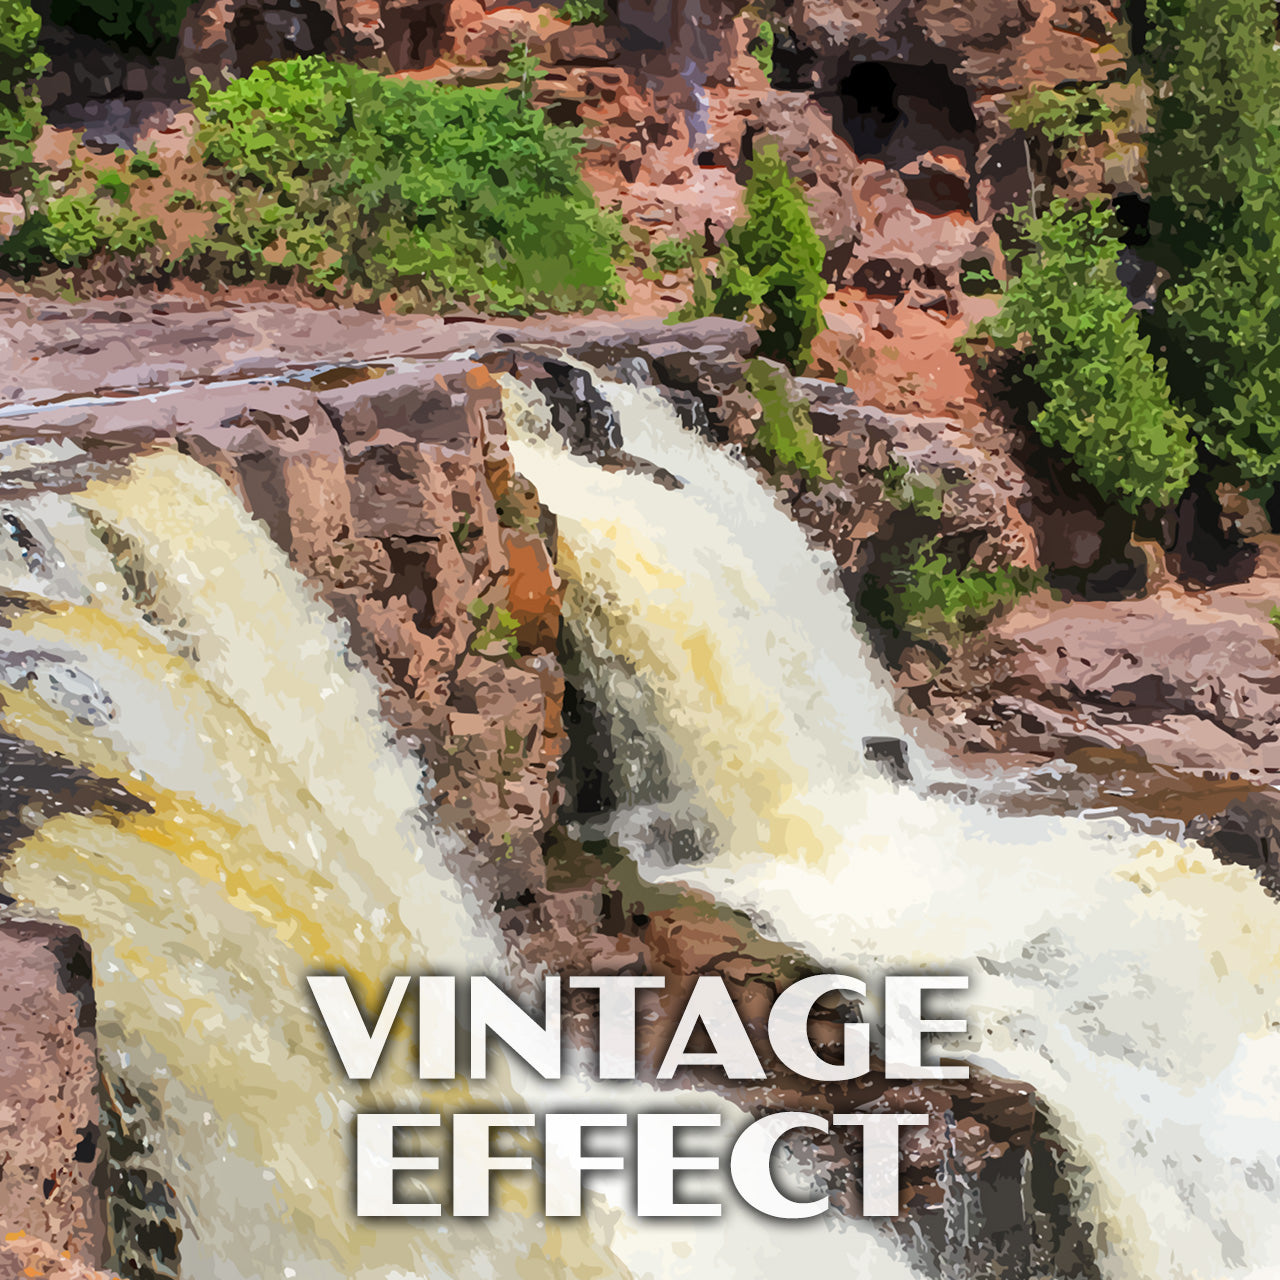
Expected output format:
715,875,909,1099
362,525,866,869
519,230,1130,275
504,39,546,103
0,193,159,275
747,13,774,79
190,58,621,314
895,543,1039,633
958,257,1000,296
1142,0,1280,485
1143,0,1280,264
651,231,703,272
95,168,131,202
128,150,162,179
745,358,831,488
1158,232,1280,482
1006,83,1117,143
970,198,1195,513
0,0,47,190
881,462,946,520
48,0,190,52
861,535,1040,640
469,599,521,660
709,145,827,368
560,0,609,23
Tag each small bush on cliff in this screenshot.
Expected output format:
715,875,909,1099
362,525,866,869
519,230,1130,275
0,0,46,192
189,57,622,314
862,535,1041,642
969,198,1195,513
559,0,609,23
745,358,831,489
0,192,159,275
709,145,827,369
1141,0,1280,487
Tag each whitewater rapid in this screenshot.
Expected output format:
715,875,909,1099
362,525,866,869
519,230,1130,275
502,372,1280,1280
0,438,921,1280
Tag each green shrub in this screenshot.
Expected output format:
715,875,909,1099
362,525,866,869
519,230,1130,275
190,58,622,314
560,0,609,23
0,193,159,275
95,168,131,202
0,0,46,191
895,543,1038,632
1142,0,1280,487
469,599,521,661
1006,83,1116,145
745,358,831,488
958,257,1000,296
969,198,1195,513
1143,0,1280,269
651,231,703,272
747,14,774,79
862,535,1040,640
48,0,190,53
711,145,827,368
128,150,162,179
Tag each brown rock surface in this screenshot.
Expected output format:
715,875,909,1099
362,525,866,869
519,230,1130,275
0,1236,120,1280
0,921,106,1267
927,583,1280,777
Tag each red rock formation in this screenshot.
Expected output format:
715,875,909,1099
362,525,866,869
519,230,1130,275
0,922,106,1268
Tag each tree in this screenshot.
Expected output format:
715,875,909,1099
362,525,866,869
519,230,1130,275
973,199,1195,513
711,144,826,368
0,0,46,192
1142,0,1280,486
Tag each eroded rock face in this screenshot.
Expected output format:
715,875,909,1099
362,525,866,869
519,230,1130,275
783,376,1038,587
0,921,106,1268
0,1235,122,1280
927,584,1280,778
179,365,570,899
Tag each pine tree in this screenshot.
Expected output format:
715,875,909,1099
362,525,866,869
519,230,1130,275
1143,0,1280,484
0,0,46,192
975,199,1195,513
712,145,827,368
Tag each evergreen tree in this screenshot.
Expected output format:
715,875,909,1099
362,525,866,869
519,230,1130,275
975,199,1195,513
0,0,46,192
1143,0,1280,484
712,145,827,368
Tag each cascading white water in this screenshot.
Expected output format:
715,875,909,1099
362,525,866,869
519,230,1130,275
502,373,1280,1280
0,438,923,1280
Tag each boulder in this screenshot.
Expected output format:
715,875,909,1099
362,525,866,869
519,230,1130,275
0,921,107,1268
933,590,1280,776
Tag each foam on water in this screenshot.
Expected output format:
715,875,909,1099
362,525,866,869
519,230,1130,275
503,374,1280,1280
0,442,921,1280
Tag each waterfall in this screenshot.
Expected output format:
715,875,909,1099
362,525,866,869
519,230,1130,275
0,439,923,1280
502,373,1280,1280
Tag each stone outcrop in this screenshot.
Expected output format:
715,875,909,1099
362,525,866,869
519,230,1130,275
921,573,1280,780
522,836,1049,1258
0,921,106,1267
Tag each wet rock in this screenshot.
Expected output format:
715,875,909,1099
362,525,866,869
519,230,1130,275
0,921,107,1267
863,735,912,783
931,588,1280,779
533,358,624,459
1188,795,1280,891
